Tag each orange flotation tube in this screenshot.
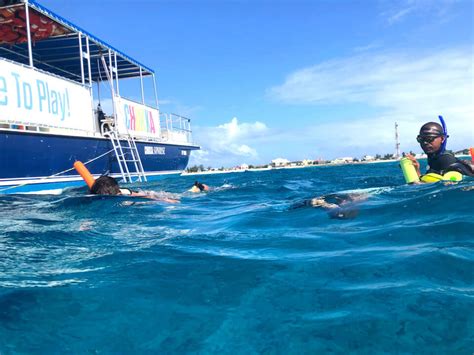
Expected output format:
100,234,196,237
470,147,474,162
74,161,95,189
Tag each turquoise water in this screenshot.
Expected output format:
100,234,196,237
0,162,473,353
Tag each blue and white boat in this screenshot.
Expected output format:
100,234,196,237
0,0,199,193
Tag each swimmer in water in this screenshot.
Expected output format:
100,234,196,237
90,176,179,203
188,181,209,193
291,192,368,219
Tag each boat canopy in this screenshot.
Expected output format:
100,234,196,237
0,0,154,83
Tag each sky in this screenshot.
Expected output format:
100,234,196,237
41,0,473,167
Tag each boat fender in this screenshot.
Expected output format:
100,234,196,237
420,171,463,183
73,161,95,189
400,157,420,184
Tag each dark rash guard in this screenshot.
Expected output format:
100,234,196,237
426,152,474,177
426,152,458,175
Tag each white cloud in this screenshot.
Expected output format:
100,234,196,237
190,46,472,166
236,144,257,156
380,0,457,26
189,117,269,167
268,47,472,111
217,117,267,139
266,46,473,158
384,1,417,25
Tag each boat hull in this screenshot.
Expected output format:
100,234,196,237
0,130,197,193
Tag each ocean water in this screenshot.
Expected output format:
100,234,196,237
0,162,473,353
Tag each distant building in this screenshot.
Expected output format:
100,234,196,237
331,157,354,164
271,158,290,167
362,155,375,161
240,163,249,170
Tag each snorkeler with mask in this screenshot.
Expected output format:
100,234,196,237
405,116,474,182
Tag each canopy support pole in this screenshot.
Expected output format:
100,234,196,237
140,67,145,104
24,2,34,67
78,33,85,85
86,37,92,86
114,52,120,96
152,73,159,110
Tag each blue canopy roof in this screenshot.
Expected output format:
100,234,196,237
0,0,154,83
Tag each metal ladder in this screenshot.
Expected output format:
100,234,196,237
105,130,147,183
98,54,147,183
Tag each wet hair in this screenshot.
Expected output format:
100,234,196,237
419,122,444,136
194,181,206,191
90,176,121,195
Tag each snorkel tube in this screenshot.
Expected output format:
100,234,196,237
438,115,449,154
73,161,95,189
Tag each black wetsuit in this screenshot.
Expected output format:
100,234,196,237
289,193,360,219
426,152,474,177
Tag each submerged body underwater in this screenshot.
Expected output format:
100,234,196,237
0,162,473,352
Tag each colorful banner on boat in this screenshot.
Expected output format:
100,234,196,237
0,59,94,131
115,96,160,138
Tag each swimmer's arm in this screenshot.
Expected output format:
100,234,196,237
310,198,338,209
125,190,180,203
134,192,179,203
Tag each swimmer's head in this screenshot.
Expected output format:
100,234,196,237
188,181,208,193
417,122,446,154
193,181,209,191
90,176,121,195
419,122,444,136
194,181,205,191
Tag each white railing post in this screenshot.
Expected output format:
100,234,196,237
24,2,34,67
101,55,116,120
140,67,145,104
108,50,114,96
86,37,92,86
78,33,85,85
152,73,159,109
114,52,120,96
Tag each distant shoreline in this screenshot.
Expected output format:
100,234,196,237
181,159,399,176
182,154,471,176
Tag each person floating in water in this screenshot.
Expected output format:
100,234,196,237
291,192,368,219
188,181,209,193
74,161,179,203
90,176,179,203
405,117,474,182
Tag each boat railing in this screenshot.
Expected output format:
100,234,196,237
160,113,194,145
